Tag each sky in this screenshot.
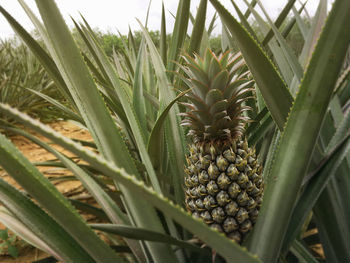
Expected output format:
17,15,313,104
0,0,333,40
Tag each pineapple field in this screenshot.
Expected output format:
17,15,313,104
0,0,349,262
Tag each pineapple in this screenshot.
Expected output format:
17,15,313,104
181,49,263,244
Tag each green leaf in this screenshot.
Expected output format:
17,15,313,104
160,3,167,65
243,0,257,18
207,12,217,36
21,0,177,260
249,1,350,262
262,0,297,46
7,126,146,262
78,23,162,189
69,199,109,221
292,6,309,40
282,132,350,253
9,126,130,226
231,0,260,42
210,0,293,130
299,0,328,68
7,244,18,258
167,0,191,74
26,88,83,123
188,0,208,55
90,223,210,256
0,5,73,106
33,0,138,177
290,240,318,263
314,187,350,262
133,40,148,138
281,3,307,39
241,0,294,86
313,101,350,262
139,22,187,206
148,90,189,170
257,1,304,81
0,182,94,262
0,132,121,263
0,104,260,263
0,229,8,240
248,116,274,145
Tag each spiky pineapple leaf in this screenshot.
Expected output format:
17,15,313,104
133,39,148,138
241,0,294,86
148,90,189,170
292,6,309,40
290,240,319,263
314,189,349,262
90,223,210,256
249,1,350,262
256,1,304,81
282,131,350,253
6,126,146,261
262,0,297,46
139,21,187,206
299,0,327,68
210,0,293,130
0,104,260,263
290,0,328,95
231,0,259,42
167,0,191,73
0,5,72,105
160,3,167,65
188,0,208,55
26,89,83,123
0,188,94,263
0,133,120,263
314,98,350,262
32,0,138,177
31,1,177,261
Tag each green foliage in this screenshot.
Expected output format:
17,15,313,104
0,228,19,258
0,0,349,263
0,40,69,123
73,28,165,57
284,17,305,56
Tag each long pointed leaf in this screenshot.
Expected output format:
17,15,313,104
32,1,177,261
188,0,208,55
139,22,187,206
0,5,72,105
0,133,121,263
249,1,350,262
282,133,350,253
90,224,210,256
0,182,94,263
210,0,293,130
262,0,297,46
8,127,146,262
0,104,260,263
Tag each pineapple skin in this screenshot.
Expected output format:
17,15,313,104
184,137,263,244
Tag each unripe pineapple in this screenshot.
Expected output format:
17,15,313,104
181,49,263,244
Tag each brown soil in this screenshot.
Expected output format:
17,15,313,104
0,121,94,263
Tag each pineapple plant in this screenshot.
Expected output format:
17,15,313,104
0,0,349,262
181,49,263,244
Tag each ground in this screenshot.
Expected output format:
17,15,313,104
0,121,94,263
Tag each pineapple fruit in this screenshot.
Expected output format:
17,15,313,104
181,49,263,244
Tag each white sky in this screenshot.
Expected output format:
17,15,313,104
0,0,334,40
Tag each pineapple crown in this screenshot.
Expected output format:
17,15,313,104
180,49,253,143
